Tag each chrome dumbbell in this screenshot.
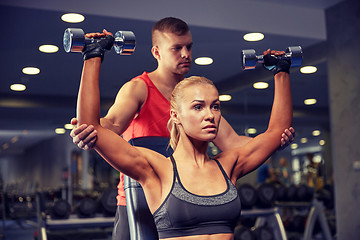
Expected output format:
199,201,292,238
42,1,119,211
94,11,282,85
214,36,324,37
241,46,303,70
63,28,136,55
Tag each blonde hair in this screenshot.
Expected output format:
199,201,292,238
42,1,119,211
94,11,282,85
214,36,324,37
167,76,216,150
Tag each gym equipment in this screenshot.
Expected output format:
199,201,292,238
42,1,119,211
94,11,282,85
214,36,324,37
124,137,173,240
256,183,276,208
281,184,314,202
296,184,314,202
234,226,256,240
286,184,298,201
315,185,334,209
276,199,334,240
51,199,71,219
253,226,275,240
303,199,333,240
241,46,303,70
99,188,117,216
291,215,307,232
5,193,37,219
63,28,136,55
237,183,257,209
76,197,97,218
240,208,287,240
274,184,287,201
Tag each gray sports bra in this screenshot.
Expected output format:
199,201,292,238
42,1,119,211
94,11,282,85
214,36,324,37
153,155,241,239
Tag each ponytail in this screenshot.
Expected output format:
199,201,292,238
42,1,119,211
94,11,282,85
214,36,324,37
167,117,180,150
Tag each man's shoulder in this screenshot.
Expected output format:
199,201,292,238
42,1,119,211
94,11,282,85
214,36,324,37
131,72,150,82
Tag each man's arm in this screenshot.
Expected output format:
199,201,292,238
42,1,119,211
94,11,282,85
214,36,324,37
102,79,147,134
212,117,252,151
70,79,147,149
213,113,295,152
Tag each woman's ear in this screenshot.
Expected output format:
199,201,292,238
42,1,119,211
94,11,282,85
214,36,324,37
170,109,180,125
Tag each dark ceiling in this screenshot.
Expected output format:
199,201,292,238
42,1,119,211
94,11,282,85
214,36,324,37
0,0,343,156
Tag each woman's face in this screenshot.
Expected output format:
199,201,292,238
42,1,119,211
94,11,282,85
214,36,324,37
175,84,221,142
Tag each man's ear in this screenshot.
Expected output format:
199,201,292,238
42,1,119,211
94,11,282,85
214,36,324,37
151,46,160,60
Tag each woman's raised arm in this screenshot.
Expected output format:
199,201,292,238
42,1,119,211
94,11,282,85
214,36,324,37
76,37,157,184
228,50,293,180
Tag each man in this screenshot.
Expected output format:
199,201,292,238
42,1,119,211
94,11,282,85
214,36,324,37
71,17,294,240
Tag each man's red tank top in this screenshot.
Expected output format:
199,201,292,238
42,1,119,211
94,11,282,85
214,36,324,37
117,72,170,206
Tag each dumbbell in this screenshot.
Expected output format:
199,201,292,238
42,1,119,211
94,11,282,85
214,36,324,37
63,28,136,55
237,183,257,209
76,197,97,218
99,188,117,216
241,46,303,70
51,199,71,219
256,183,276,208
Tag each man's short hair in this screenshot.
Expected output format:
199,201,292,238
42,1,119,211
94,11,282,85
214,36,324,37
152,17,190,45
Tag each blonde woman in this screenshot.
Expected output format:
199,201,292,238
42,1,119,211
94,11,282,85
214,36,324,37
76,47,292,239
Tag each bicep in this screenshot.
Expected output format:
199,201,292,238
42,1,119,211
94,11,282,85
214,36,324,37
94,126,158,183
213,117,252,151
102,80,146,135
232,130,282,179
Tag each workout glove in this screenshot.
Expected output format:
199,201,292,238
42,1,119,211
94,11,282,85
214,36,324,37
263,54,291,75
82,35,115,62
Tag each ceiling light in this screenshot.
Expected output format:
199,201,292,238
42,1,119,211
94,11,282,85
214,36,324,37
55,128,66,134
243,33,264,42
11,136,19,143
64,124,74,130
319,140,325,146
304,98,317,105
291,143,298,149
219,94,231,101
300,138,308,144
253,82,269,89
195,57,213,65
312,130,321,136
247,128,257,134
300,66,317,74
10,84,26,91
22,67,40,75
39,45,59,53
61,13,85,23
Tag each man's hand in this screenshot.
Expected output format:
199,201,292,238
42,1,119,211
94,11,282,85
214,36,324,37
70,118,98,150
280,127,295,150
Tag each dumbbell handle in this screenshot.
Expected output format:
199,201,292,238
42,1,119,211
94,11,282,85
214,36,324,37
255,52,293,63
83,35,126,48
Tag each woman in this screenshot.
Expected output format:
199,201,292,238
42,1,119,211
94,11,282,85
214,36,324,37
76,48,292,239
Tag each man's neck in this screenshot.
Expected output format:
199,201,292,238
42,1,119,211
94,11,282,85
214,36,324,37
148,69,185,100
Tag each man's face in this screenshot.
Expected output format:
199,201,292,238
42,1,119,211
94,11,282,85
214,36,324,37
155,31,193,76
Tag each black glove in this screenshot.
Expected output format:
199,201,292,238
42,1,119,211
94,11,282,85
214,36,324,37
263,54,291,75
82,35,114,62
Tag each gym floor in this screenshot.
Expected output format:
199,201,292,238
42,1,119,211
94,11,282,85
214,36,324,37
1,219,113,240
2,219,37,240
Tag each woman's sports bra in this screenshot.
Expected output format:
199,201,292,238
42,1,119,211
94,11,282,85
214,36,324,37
153,155,241,239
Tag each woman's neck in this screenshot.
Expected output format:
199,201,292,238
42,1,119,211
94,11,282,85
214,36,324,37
173,135,210,168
